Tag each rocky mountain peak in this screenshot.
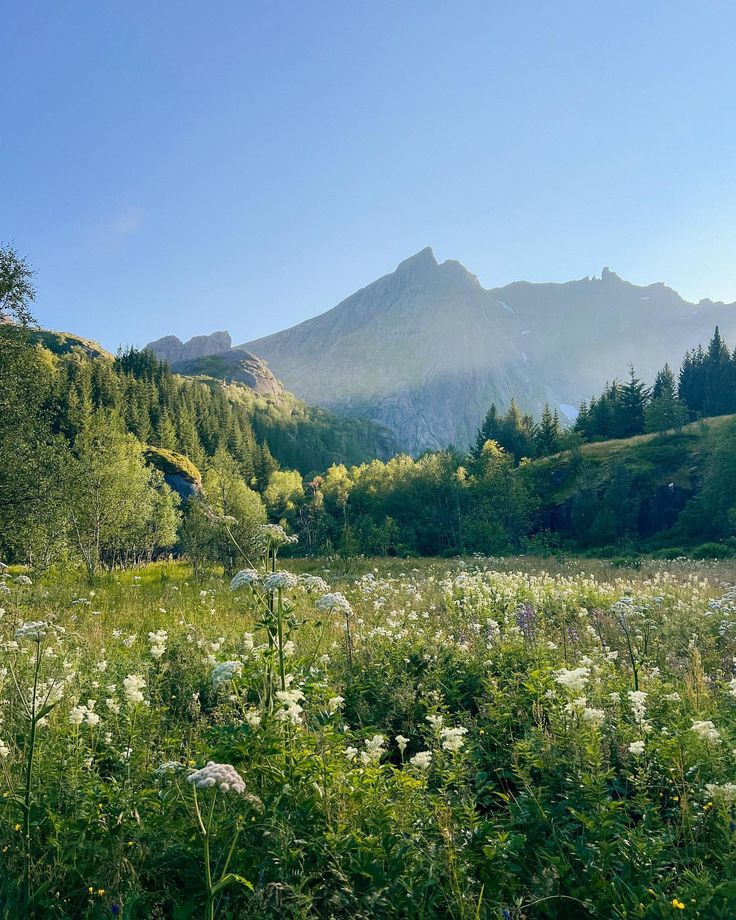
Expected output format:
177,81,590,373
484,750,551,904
145,331,231,365
395,246,438,275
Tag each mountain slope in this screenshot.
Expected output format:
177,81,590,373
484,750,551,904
240,249,736,453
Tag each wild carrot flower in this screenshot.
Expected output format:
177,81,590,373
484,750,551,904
187,762,245,795
262,571,299,592
211,661,243,688
229,569,260,590
315,593,353,616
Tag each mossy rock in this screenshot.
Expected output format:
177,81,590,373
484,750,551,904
144,446,202,498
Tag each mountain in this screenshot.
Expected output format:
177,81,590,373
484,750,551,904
145,331,232,365
237,248,736,453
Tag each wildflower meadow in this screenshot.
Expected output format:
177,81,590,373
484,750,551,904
3,543,736,918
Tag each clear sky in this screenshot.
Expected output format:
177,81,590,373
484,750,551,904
4,0,736,351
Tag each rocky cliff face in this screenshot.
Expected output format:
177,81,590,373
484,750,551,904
145,331,232,365
171,348,283,397
239,248,736,453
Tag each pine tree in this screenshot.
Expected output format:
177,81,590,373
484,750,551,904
645,364,687,433
679,345,707,414
472,404,500,459
615,366,647,438
535,404,561,456
704,327,734,416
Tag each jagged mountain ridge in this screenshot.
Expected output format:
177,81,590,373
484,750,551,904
146,330,232,365
236,248,736,453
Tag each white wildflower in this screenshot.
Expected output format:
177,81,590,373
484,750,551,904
230,569,260,590
187,761,246,794
123,674,146,705
553,667,590,693
440,726,468,753
211,661,243,689
327,696,344,714
262,571,299,592
410,750,432,770
315,593,353,617
360,734,386,765
691,720,721,744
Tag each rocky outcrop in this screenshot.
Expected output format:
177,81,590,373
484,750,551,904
171,349,283,397
145,331,232,365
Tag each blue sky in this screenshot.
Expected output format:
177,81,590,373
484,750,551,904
4,1,736,351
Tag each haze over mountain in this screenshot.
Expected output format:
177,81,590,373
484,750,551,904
150,249,736,454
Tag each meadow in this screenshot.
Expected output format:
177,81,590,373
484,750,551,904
3,546,736,918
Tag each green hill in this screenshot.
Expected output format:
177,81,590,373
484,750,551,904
530,415,736,555
28,329,114,359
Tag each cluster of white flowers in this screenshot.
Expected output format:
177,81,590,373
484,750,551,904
123,674,147,705
582,707,606,728
148,630,168,660
315,592,353,617
211,661,243,688
155,761,184,777
187,761,246,794
244,708,262,729
410,750,432,770
627,690,648,724
691,720,721,744
565,696,604,727
395,734,409,753
327,695,344,714
628,740,646,756
69,700,100,727
299,574,329,594
15,620,55,643
0,739,10,758
275,687,304,724
440,726,467,753
230,569,260,590
553,667,590,693
564,696,587,716
14,574,32,586
360,734,386,765
427,713,444,731
262,571,299,592
260,524,299,547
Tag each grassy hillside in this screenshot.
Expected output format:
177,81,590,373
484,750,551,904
531,415,736,555
28,329,114,359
